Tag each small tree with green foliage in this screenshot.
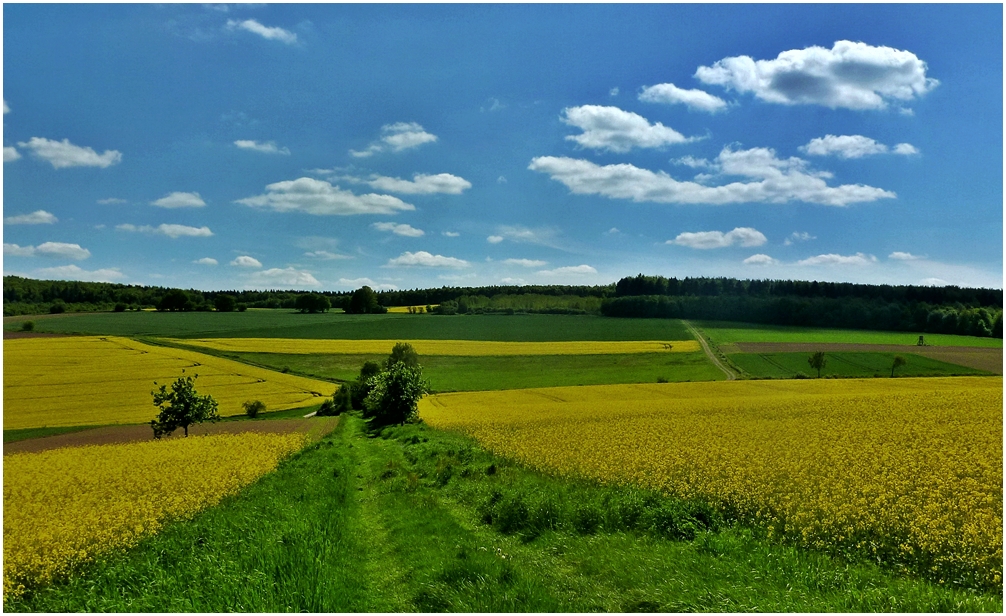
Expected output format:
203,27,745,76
150,374,219,438
350,361,383,409
808,351,827,378
318,385,352,416
295,293,331,313
891,355,907,377
215,294,237,312
242,399,266,418
20,320,34,332
363,362,429,426
386,342,419,369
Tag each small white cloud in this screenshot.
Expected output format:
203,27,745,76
194,257,218,265
247,268,321,289
3,146,21,162
357,173,471,195
899,108,916,117
117,223,213,238
97,198,128,205
695,40,939,110
606,227,620,235
3,243,36,257
3,100,9,114
800,135,920,160
5,210,58,225
337,277,377,287
743,254,778,265
488,225,559,247
783,231,816,246
226,18,297,45
487,235,504,244
386,251,469,268
561,105,692,153
497,176,507,184
152,192,205,208
350,122,437,157
500,277,527,284
889,251,923,261
537,264,597,276
638,82,728,113
442,231,460,237
231,255,262,268
503,258,547,267
673,156,713,169
919,277,948,286
35,264,124,283
892,143,919,155
372,222,425,237
236,177,414,216
17,137,122,169
32,242,92,260
670,227,767,249
797,252,877,266
234,140,290,155
609,87,619,97
303,250,351,260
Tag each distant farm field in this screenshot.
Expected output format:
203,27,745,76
697,320,1002,348
5,312,693,341
730,351,991,379
3,337,335,430
421,377,1004,590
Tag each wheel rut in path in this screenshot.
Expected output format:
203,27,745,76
682,320,736,381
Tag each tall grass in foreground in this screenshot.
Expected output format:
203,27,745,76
7,416,1001,612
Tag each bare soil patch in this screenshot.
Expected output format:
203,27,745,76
3,331,70,340
731,342,1003,375
4,417,340,455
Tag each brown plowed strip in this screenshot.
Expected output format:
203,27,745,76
731,343,1003,374
4,417,340,455
3,331,70,339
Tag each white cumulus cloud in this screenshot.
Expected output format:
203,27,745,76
358,173,471,195
743,254,778,265
386,251,469,268
117,223,213,238
797,252,878,266
442,231,460,237
5,210,58,225
151,191,206,208
784,231,816,245
889,251,923,261
3,243,37,257
537,264,597,276
226,19,297,45
670,227,767,249
561,105,692,153
236,177,414,216
800,134,920,159
4,146,20,162
194,257,218,265
234,140,290,155
350,122,437,157
246,268,320,289
372,222,425,237
230,255,262,268
487,225,560,248
303,250,351,260
35,264,124,283
695,40,938,110
8,241,92,260
530,145,895,207
503,258,548,267
97,198,128,205
17,137,122,168
487,235,504,244
638,82,728,112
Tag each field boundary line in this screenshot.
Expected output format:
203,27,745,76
683,320,737,381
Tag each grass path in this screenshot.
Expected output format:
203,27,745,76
683,320,736,380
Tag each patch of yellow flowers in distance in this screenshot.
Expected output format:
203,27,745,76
3,337,335,430
420,377,1003,588
3,432,309,599
171,338,700,356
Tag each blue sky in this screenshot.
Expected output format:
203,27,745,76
3,3,1002,292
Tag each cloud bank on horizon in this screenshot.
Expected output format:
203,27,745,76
2,4,1001,291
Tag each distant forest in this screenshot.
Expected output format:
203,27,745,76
4,274,1002,338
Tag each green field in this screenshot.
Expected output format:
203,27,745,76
730,352,992,380
7,417,998,613
697,321,1003,348
7,311,692,341
218,351,725,391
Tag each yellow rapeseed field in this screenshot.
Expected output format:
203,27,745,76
170,337,699,356
3,432,308,599
420,377,1003,588
3,337,335,430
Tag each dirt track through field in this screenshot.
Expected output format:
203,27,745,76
4,417,340,455
728,343,1003,375
683,321,736,380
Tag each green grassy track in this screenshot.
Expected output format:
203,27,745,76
224,351,725,391
7,416,999,612
698,321,1002,348
730,352,992,379
7,311,693,341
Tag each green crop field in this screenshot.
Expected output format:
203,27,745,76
730,352,992,380
218,351,725,391
696,321,1003,348
7,311,693,342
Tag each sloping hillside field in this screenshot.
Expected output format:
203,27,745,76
172,337,699,356
3,337,335,430
420,377,1003,589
